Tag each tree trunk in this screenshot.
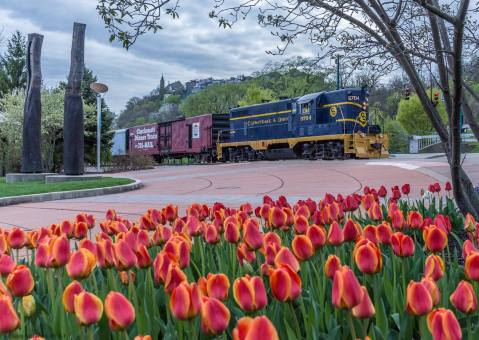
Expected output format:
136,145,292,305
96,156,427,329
63,22,86,175
21,33,44,173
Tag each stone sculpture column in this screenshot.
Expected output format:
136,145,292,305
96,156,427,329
63,22,86,175
21,33,44,173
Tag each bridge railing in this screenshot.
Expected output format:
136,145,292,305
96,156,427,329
409,133,476,153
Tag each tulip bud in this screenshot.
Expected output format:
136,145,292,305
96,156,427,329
0,254,15,276
291,235,314,261
204,224,220,244
352,286,375,319
424,254,445,281
306,225,326,249
423,225,448,253
368,202,383,221
233,275,267,312
66,248,96,279
0,295,19,333
427,308,461,340
343,219,362,242
232,316,279,340
407,211,423,229
63,280,84,313
332,266,363,309
391,232,415,257
104,291,136,331
50,235,71,267
274,247,300,273
406,280,433,316
327,221,344,246
8,227,26,249
6,265,34,296
465,252,479,281
237,242,256,266
164,264,187,294
269,265,302,302
324,255,341,279
204,273,230,301
353,239,382,274
22,295,36,317
293,215,309,234
269,207,287,229
134,336,152,340
119,271,136,285
224,222,240,244
113,239,138,271
170,282,201,320
200,297,230,335
401,184,410,195
450,280,477,314
74,292,103,326
243,220,263,250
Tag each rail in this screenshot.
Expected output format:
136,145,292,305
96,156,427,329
409,133,476,153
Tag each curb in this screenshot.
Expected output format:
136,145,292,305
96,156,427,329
0,179,143,207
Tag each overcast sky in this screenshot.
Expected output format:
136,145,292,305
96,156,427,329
0,0,319,113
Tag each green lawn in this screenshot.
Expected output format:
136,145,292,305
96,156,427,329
0,177,134,198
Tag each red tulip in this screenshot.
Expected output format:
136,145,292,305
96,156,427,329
232,316,279,340
376,222,393,244
73,222,88,239
6,265,34,296
0,295,19,333
352,286,375,318
49,235,71,267
225,222,240,243
269,207,287,229
164,264,187,294
423,225,448,253
237,242,256,266
353,238,382,274
200,297,230,335
407,211,423,229
401,184,410,195
406,280,433,316
274,247,300,272
363,225,378,244
104,291,135,331
324,255,341,279
113,239,138,271
421,277,441,306
424,254,445,281
243,220,263,250
203,273,230,301
378,186,387,198
74,292,103,325
343,219,362,242
7,227,26,249
96,239,115,269
332,266,363,309
135,245,152,268
291,235,314,261
427,308,461,340
327,221,344,246
390,209,404,230
170,282,201,320
445,182,452,191
269,265,302,302
465,252,479,281
0,254,15,276
391,232,415,257
0,234,9,254
306,225,326,249
233,275,267,312
164,204,178,222
164,235,191,269
450,280,477,314
462,239,478,259
66,248,96,279
368,202,382,221
204,224,220,244
62,280,84,313
293,215,309,234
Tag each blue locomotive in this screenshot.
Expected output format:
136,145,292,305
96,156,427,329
217,87,389,161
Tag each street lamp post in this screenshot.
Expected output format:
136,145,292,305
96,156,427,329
89,82,108,173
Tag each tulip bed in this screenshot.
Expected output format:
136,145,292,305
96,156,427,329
0,181,477,340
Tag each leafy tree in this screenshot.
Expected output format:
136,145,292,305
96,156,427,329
238,85,276,106
396,92,447,136
0,31,27,97
164,94,181,105
180,83,247,117
383,118,409,154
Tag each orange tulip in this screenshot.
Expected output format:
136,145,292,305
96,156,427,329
274,247,300,272
232,316,279,340
306,225,326,249
204,224,220,244
62,280,84,313
427,308,461,340
343,219,362,242
269,207,287,229
119,271,136,285
327,221,344,246
164,264,187,294
200,297,230,335
332,266,363,309
0,254,15,276
233,275,267,312
391,232,415,257
465,251,479,281
363,225,377,244
113,239,138,271
134,336,152,340
269,265,302,302
73,222,88,239
0,295,19,333
163,236,191,269
423,225,448,253
66,248,96,279
353,238,382,274
73,292,103,325
352,286,375,319
153,251,176,285
7,227,26,249
407,211,423,229
105,291,136,331
263,232,281,248
293,215,309,234
170,282,201,320
243,220,263,250
152,225,171,245
324,255,341,279
0,234,9,254
390,209,404,230
96,238,115,269
376,222,393,245
202,273,230,301
135,245,152,268
49,235,71,267
406,280,433,316
225,222,240,243
6,265,34,296
450,280,477,314
237,242,256,266
424,254,445,281
291,235,314,261
368,202,382,221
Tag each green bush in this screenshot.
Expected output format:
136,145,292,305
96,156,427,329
384,118,410,153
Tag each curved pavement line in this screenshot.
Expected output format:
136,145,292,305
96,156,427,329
182,177,214,194
0,179,143,207
259,174,285,195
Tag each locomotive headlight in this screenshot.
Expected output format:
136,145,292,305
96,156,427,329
379,134,383,138
360,132,366,138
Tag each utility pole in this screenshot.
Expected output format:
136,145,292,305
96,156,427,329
90,82,109,173
335,55,342,90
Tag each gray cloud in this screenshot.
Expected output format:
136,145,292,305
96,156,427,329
0,0,316,113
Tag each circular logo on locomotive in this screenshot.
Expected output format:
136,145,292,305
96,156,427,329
329,106,337,117
358,111,367,126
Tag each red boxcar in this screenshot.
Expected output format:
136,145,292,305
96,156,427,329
128,123,159,155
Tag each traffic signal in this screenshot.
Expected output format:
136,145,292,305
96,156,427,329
432,92,440,107
404,87,411,100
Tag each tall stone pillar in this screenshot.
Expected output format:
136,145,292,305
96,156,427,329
63,22,86,175
21,33,44,173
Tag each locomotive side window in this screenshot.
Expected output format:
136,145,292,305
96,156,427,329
302,103,310,114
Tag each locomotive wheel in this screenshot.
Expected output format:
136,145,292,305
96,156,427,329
315,143,325,160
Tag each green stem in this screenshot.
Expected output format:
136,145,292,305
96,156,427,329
19,299,25,339
87,326,94,340
467,316,472,340
122,330,129,340
347,310,357,340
